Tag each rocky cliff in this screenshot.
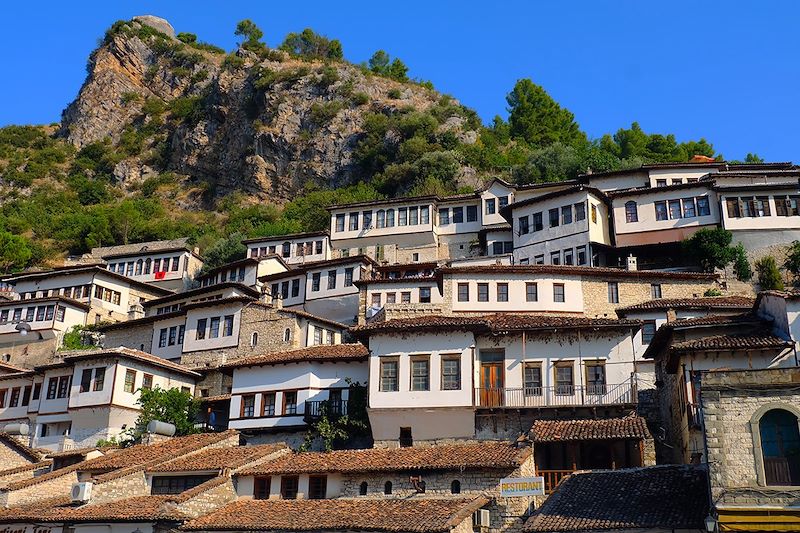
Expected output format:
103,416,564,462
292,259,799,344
59,16,480,203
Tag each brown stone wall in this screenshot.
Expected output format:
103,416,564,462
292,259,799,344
582,278,718,318
90,469,149,504
1,338,60,369
0,441,36,471
177,479,237,518
102,322,153,353
2,469,79,507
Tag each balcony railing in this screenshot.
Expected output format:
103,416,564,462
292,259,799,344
32,434,76,452
474,382,636,408
304,399,348,422
539,470,573,492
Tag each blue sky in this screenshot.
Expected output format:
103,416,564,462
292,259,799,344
2,1,798,161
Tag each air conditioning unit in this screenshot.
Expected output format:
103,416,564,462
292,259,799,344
473,509,490,528
71,481,93,503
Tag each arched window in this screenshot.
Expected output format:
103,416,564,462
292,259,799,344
282,242,291,258
283,328,291,342
144,258,152,275
450,480,461,494
135,259,143,275
359,482,368,496
139,344,145,352
759,408,800,486
625,201,638,223
386,209,395,227
377,210,386,228
384,481,392,495
251,332,258,347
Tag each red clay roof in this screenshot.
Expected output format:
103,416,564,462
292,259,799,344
0,433,46,462
615,296,754,314
222,344,368,369
237,442,529,476
148,444,288,472
531,417,651,443
181,497,489,532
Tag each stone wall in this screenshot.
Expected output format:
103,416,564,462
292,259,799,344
176,478,237,518
1,337,60,369
702,368,800,507
0,440,37,470
102,322,153,353
582,277,718,318
1,468,79,507
90,469,149,504
0,464,47,488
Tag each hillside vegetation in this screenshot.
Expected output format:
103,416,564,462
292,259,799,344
0,17,761,272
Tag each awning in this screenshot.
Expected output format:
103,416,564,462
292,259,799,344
718,508,800,531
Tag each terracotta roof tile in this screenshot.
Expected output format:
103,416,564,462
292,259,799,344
238,442,529,476
40,347,200,378
0,496,76,522
0,460,52,478
0,433,46,462
615,296,754,314
68,495,188,522
524,465,708,532
222,344,368,369
670,333,792,352
531,417,651,443
2,461,81,491
148,444,288,472
181,497,488,532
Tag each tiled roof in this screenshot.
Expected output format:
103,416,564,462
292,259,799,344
42,347,201,378
670,333,792,352
524,465,708,532
68,495,188,522
46,446,115,459
0,433,46,462
140,281,260,308
0,460,52,478
221,344,368,369
238,442,529,476
615,295,754,314
0,496,76,522
242,230,329,244
148,443,288,472
352,314,641,335
607,180,711,198
3,265,173,295
501,186,609,217
438,264,717,281
181,497,488,532
531,417,651,443
0,361,28,373
90,238,192,259
2,461,82,491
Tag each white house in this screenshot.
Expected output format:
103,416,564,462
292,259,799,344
243,231,332,265
197,256,290,290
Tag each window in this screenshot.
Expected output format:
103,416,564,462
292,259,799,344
35,306,46,321
80,369,92,393
497,283,509,302
451,480,461,494
93,368,105,391
518,216,529,235
142,374,153,390
158,328,168,348
172,257,180,271
151,475,215,495
290,279,300,298
758,408,800,486
326,330,335,345
312,273,321,292
563,248,574,266
682,198,696,218
371,293,382,307
168,326,177,346
359,481,368,496
726,198,742,218
314,328,323,345
420,206,430,224
439,208,450,225
774,196,800,217
25,308,34,322
262,392,276,416
671,178,683,185
523,363,542,396
209,317,220,338
135,260,143,275
532,212,543,232
284,328,291,342
526,283,538,302
625,201,638,223
0,389,5,408
55,306,65,322
283,391,297,415
335,214,345,232
411,357,430,391
46,378,58,399
308,475,327,499
384,481,393,495
651,283,662,299
21,386,30,407
397,207,408,226
380,359,399,391
642,321,657,344
549,208,559,228
399,427,413,447
756,196,771,217
57,375,70,398
561,205,572,225
386,209,395,227
32,383,40,401
492,242,504,256
280,476,299,499
655,201,668,221
694,196,709,218
9,388,20,407
575,202,586,221
608,282,619,304
327,270,337,290
349,212,359,231
254,477,271,500
591,204,598,223
485,198,496,215
223,315,234,337
553,283,565,303
442,357,461,390
124,369,136,393
656,179,667,187
196,318,207,340
477,283,489,302
668,199,682,219
550,251,561,265
401,291,411,303
420,287,431,303
586,362,606,395
344,267,354,287
237,393,257,419
499,195,509,209
466,205,478,222
555,362,574,395
361,210,372,230
457,283,470,302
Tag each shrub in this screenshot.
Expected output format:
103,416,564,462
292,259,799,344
704,288,723,297
280,28,343,60
121,92,140,105
309,101,344,128
176,32,197,44
682,228,737,272
732,243,752,281
222,53,245,71
756,256,784,290
317,66,339,88
784,241,800,284
387,88,402,99
168,96,204,123
351,92,369,106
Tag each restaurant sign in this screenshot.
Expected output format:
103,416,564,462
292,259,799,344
499,476,545,497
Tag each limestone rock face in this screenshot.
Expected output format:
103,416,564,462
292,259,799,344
59,18,478,203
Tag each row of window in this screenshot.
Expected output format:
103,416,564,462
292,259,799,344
654,177,699,187
455,282,566,304
0,304,65,324
94,285,122,306
250,240,325,259
725,195,800,218
0,383,39,409
123,369,154,393
155,303,184,315
79,367,105,393
370,288,432,307
335,206,432,232
644,196,711,222
438,205,479,226
23,286,91,300
521,245,590,267
311,327,336,345
200,266,247,287
607,282,661,304
521,360,607,395
240,390,299,418
518,202,591,235
252,475,463,500
485,195,510,215
158,325,186,348
490,241,514,256
379,354,462,392
310,268,356,292
195,315,235,340
107,256,182,276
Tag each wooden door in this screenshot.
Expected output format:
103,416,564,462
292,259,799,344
480,362,504,407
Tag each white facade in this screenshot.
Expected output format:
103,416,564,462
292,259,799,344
245,233,331,265
104,249,201,291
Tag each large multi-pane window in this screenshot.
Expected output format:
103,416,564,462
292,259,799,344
523,363,542,396
124,369,136,393
549,208,559,227
241,395,255,417
625,201,638,223
262,392,276,416
608,282,619,304
283,391,298,415
452,206,464,223
533,212,543,231
555,363,574,395
553,283,565,303
575,202,586,221
441,357,461,390
411,357,430,391
642,321,657,344
526,283,538,302
518,216,530,235
209,317,220,338
477,283,489,302
380,359,399,391
457,283,470,302
561,205,573,225
497,283,509,302
466,205,478,222
651,283,662,299
655,201,668,221
586,362,606,395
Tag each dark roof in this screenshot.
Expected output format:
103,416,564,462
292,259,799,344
531,417,651,443
36,347,200,378
241,230,329,244
147,443,288,472
258,255,376,282
607,181,712,198
0,361,31,374
237,442,530,476
524,465,708,532
670,332,792,353
352,314,642,336
437,264,717,281
500,185,608,218
142,282,260,308
221,343,368,370
615,295,754,314
0,296,91,312
327,195,437,210
181,497,488,532
197,257,260,279
91,238,193,259
3,265,173,296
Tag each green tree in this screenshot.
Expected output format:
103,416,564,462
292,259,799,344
61,326,89,350
301,381,371,451
235,19,265,52
745,153,764,163
506,79,587,149
131,386,200,439
368,50,390,73
201,232,247,271
682,228,737,272
732,243,753,282
176,32,197,44
784,241,800,284
280,28,343,60
386,58,409,82
755,256,784,290
0,231,33,272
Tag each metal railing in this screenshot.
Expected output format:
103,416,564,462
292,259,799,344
304,399,348,421
474,382,636,408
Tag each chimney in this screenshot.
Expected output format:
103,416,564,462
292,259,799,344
128,303,145,320
626,255,638,271
260,288,282,309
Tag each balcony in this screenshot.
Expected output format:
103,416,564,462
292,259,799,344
32,434,77,452
474,382,637,409
303,399,348,422
539,470,573,492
